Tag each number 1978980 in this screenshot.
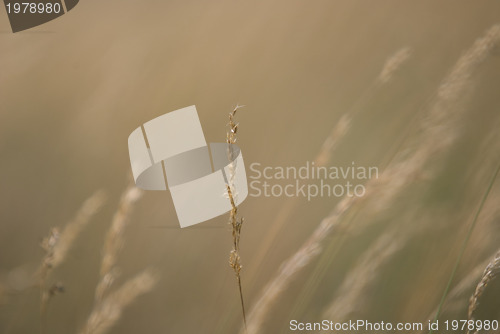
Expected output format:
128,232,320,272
6,2,62,14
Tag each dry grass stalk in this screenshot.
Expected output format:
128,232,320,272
423,258,491,325
244,25,500,334
422,126,500,326
242,228,324,334
428,156,500,330
235,49,412,324
242,196,355,334
378,47,412,84
243,113,352,292
244,45,411,281
438,25,500,102
467,249,500,334
95,185,143,303
321,229,406,323
231,50,415,333
335,161,500,328
242,47,412,297
80,269,158,334
80,183,158,334
39,190,107,333
39,190,107,282
314,114,352,167
360,24,500,220
225,105,247,331
449,259,491,306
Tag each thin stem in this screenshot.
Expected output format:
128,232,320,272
429,163,500,333
226,105,248,332
238,276,248,332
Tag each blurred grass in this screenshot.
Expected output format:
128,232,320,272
1,1,500,333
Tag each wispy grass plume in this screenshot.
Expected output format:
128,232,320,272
243,46,411,293
430,163,500,332
244,24,500,334
95,185,143,303
79,183,158,334
236,48,414,333
39,190,107,334
467,249,500,334
225,105,247,332
80,269,158,334
377,47,412,84
321,229,406,323
39,190,107,284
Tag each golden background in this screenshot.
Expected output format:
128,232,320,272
1,1,500,333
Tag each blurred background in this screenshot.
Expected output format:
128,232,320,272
1,1,500,333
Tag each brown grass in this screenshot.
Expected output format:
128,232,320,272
30,183,157,334
2,15,500,334
377,47,412,84
321,228,407,322
39,190,107,285
79,269,158,334
238,47,413,334
243,46,411,293
467,249,500,334
226,105,248,331
95,185,143,303
243,24,500,334
38,190,107,333
78,184,158,334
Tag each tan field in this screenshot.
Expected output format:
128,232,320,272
1,1,500,333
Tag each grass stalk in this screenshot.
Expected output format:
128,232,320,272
226,105,247,332
467,249,500,334
39,190,107,334
429,163,500,333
